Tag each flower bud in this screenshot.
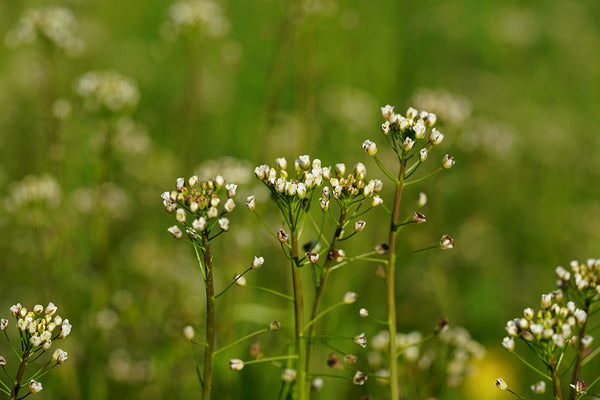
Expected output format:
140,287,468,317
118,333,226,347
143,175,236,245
52,348,68,364
381,121,391,135
353,333,367,348
246,195,256,211
502,336,515,351
442,154,455,169
233,274,247,286
306,252,319,264
381,105,394,120
412,212,426,223
406,107,418,119
335,163,346,177
359,308,369,318
0,319,8,331
372,196,383,206
0,356,6,366
229,359,244,370
419,148,428,162
362,140,377,156
530,381,546,394
33,305,44,314
541,294,552,309
354,220,366,232
343,292,358,304
176,177,185,190
494,378,508,390
253,256,264,268
29,380,43,393
403,137,415,151
413,120,426,139
353,371,368,385
439,234,455,249
168,225,183,239
269,321,281,331
183,326,195,341
278,229,289,242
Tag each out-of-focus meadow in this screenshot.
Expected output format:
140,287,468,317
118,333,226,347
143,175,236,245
1,0,599,399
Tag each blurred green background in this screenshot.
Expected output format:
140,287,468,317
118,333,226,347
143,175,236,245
1,0,599,399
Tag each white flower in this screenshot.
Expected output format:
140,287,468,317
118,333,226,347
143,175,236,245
494,378,508,390
188,176,199,186
362,140,377,156
224,198,235,213
229,359,244,370
29,380,43,393
207,206,218,219
246,195,256,211
429,128,444,145
406,107,418,119
233,274,247,286
353,333,367,348
381,105,394,120
282,368,297,382
523,307,534,320
541,294,552,308
372,196,383,206
60,320,72,338
574,308,587,324
252,256,264,269
0,319,8,331
359,308,369,318
168,225,182,239
306,252,319,264
352,371,368,385
502,336,515,351
214,175,225,188
176,208,186,223
413,120,426,138
354,220,366,232
218,218,230,231
52,349,68,364
275,157,287,170
531,380,546,394
192,217,207,232
10,303,22,317
343,292,358,304
225,183,237,198
183,326,195,341
442,154,455,169
582,335,594,348
403,137,414,151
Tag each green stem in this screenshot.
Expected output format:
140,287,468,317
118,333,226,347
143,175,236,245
201,233,215,400
290,223,307,400
373,155,399,183
214,328,269,356
404,167,442,186
303,301,345,333
509,351,551,380
550,356,564,400
246,285,294,301
214,266,253,299
10,349,30,400
243,355,298,366
569,301,590,400
387,159,406,400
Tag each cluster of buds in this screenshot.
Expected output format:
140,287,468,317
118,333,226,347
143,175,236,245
319,162,383,212
254,155,324,202
4,303,72,352
556,259,600,302
166,0,230,38
162,175,237,240
4,6,85,57
370,105,454,170
503,292,591,352
75,70,140,113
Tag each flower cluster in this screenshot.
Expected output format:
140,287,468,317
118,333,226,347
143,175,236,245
4,6,84,56
556,258,600,302
165,0,230,38
162,175,237,239
319,162,383,211
75,70,140,113
254,155,324,202
367,105,454,170
4,303,72,351
5,174,62,226
503,292,589,352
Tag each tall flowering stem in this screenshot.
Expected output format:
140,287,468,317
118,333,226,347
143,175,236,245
201,232,216,400
366,105,454,400
162,175,238,400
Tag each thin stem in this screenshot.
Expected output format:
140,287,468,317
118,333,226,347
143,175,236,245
10,349,30,400
214,328,269,356
372,155,399,183
569,301,590,400
576,374,600,400
290,222,307,400
201,233,215,400
246,285,294,301
550,356,564,400
387,159,407,400
303,301,345,333
243,354,298,366
509,351,551,380
214,266,253,299
404,167,443,186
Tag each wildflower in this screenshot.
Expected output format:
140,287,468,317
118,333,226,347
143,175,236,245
362,140,377,156
225,183,237,198
183,326,195,341
344,354,358,363
11,304,22,317
419,148,428,162
372,196,383,206
359,308,369,318
52,349,68,364
229,359,244,370
0,319,8,331
319,198,329,212
218,218,230,231
0,356,6,366
176,208,186,223
188,176,199,186
269,321,281,331
502,337,515,351
192,217,207,232
168,225,183,239
306,252,319,264
440,234,455,249
570,380,588,394
574,308,587,324
252,256,264,268
332,249,345,262
354,220,366,232
494,378,508,390
403,137,415,151
413,120,426,138
33,304,44,314
353,333,367,348
381,105,394,120
278,229,289,242
541,294,552,309
282,368,297,382
381,121,391,135
59,320,72,338
246,195,256,211
223,198,235,213
29,380,43,393
429,128,444,145
343,292,358,304
523,307,534,320
75,70,139,113
442,154,455,169
530,381,546,394
353,371,368,385
335,163,346,177
412,212,426,223
312,377,324,390
233,274,246,286
581,335,593,348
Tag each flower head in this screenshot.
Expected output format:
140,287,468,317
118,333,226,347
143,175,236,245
494,378,508,390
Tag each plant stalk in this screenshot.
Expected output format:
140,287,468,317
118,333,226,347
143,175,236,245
387,160,406,400
290,223,307,400
201,233,216,400
10,350,30,400
550,356,564,400
569,301,591,400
